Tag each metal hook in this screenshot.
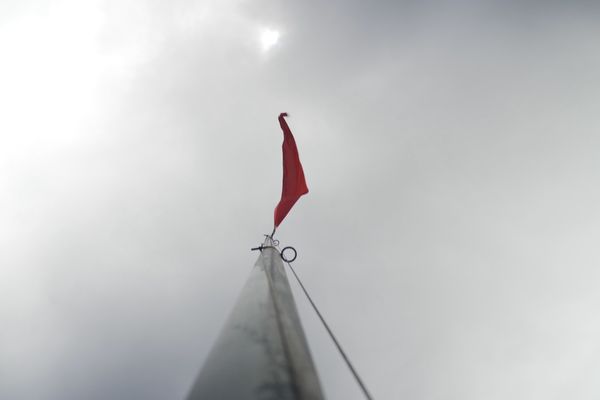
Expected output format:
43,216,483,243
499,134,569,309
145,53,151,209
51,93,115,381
262,234,280,247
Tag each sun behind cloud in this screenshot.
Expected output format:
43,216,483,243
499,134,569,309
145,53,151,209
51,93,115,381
260,28,280,52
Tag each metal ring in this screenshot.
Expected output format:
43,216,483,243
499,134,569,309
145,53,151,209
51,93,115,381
272,239,280,246
280,246,297,263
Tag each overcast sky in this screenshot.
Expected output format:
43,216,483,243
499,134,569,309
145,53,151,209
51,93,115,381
2,1,600,399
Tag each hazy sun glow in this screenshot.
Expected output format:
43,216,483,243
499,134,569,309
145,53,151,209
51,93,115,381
260,28,280,52
0,4,105,153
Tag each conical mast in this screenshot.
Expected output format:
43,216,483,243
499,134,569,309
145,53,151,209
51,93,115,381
186,237,325,400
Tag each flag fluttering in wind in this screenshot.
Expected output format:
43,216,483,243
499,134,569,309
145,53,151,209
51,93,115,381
274,113,309,228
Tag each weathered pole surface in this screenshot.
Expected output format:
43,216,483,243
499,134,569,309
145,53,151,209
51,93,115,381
186,238,325,400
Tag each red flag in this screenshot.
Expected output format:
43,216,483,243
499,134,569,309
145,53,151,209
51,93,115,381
274,113,309,227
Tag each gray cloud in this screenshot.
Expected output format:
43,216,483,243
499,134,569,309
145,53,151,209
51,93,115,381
2,1,600,399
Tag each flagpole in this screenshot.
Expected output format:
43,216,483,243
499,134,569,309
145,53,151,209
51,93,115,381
186,236,324,400
187,113,318,399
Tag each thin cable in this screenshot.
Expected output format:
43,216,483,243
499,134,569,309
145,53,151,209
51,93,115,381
284,260,375,400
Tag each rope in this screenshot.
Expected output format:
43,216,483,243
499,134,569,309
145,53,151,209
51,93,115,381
283,258,375,400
